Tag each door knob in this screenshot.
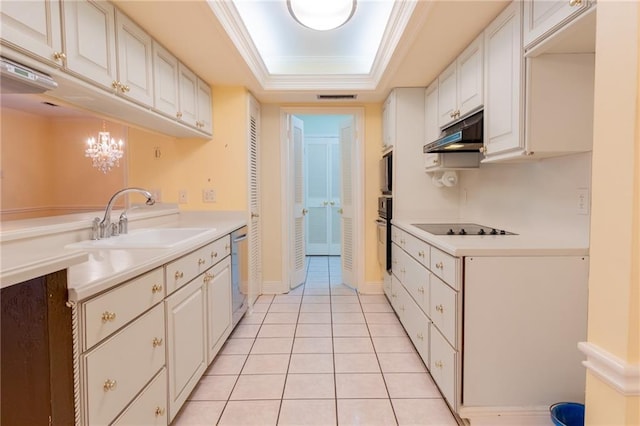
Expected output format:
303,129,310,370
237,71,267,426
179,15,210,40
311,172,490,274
302,208,308,215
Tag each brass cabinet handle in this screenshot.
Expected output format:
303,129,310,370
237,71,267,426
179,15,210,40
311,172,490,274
103,379,117,391
198,258,205,266
418,287,425,294
152,337,163,347
155,406,166,417
569,0,582,6
435,262,444,270
176,111,183,119
101,311,116,323
435,360,444,369
111,80,120,90
203,271,214,283
418,250,425,258
120,84,130,93
174,271,184,279
151,284,163,294
436,304,444,313
53,51,66,61
211,251,218,259
417,332,424,340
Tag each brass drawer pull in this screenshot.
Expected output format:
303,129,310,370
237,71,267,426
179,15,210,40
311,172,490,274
152,337,163,347
103,379,117,391
155,406,166,417
211,251,218,259
174,271,184,280
435,304,444,313
418,287,425,294
151,284,163,294
435,262,444,270
435,360,444,369
203,271,214,283
101,311,116,323
417,332,424,340
418,250,425,258
53,51,67,61
198,258,205,266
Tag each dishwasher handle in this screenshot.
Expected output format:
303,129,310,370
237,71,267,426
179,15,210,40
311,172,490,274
233,234,248,243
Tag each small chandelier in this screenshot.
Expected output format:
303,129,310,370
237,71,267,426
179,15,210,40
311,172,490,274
287,0,357,31
85,122,124,174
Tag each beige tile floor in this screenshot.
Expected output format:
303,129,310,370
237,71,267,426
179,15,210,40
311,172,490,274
172,256,458,426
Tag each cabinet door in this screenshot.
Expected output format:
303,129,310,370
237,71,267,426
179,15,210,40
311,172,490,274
424,81,442,170
523,0,591,49
430,327,457,410
483,1,524,158
437,62,457,128
0,0,63,66
457,34,484,118
206,258,232,364
62,0,117,89
196,78,213,134
152,41,180,118
178,63,198,127
115,10,153,106
166,277,206,422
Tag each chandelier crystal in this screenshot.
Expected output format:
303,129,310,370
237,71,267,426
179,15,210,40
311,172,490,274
85,122,124,174
287,0,357,31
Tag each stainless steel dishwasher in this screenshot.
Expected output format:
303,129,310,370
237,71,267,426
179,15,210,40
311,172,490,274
231,226,248,326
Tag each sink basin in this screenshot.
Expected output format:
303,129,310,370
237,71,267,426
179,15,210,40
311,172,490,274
66,228,214,249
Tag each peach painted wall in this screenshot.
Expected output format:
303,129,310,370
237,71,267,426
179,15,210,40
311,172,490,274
127,86,248,211
0,108,126,220
585,1,640,424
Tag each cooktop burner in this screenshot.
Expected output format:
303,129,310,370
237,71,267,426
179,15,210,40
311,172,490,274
412,223,517,236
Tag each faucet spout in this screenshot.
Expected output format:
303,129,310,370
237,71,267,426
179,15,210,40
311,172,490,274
97,187,155,239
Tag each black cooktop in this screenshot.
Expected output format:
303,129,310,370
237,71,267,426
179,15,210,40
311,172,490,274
412,223,517,236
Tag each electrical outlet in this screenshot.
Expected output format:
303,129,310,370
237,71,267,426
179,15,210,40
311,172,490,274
577,188,590,215
178,190,188,204
203,189,216,203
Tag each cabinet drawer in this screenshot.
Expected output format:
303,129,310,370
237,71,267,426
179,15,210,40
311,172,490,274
165,235,230,294
84,303,165,426
395,247,429,315
112,368,167,426
391,226,403,245
430,247,459,290
430,276,458,348
83,267,164,350
403,293,430,367
430,327,457,409
402,232,430,267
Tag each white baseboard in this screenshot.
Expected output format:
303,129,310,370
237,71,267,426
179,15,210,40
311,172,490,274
578,341,640,396
261,281,286,294
358,281,383,294
459,406,550,426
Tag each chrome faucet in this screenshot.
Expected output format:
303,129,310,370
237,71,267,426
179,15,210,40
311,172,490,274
95,187,155,239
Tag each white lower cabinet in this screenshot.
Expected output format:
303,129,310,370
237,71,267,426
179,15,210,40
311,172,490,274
112,368,168,426
430,326,457,407
166,275,207,422
206,257,232,364
83,303,165,425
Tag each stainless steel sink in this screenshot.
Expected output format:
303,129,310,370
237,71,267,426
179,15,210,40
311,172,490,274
66,228,214,249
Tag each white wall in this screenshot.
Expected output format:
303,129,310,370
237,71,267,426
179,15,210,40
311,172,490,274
457,152,592,241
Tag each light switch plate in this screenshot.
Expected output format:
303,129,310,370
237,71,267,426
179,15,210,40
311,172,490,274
577,188,590,215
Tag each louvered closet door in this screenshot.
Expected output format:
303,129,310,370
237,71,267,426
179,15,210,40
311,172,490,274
291,115,307,289
340,119,355,288
328,142,342,255
248,95,261,304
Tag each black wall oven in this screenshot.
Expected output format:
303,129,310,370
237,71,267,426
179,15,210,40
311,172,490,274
377,196,392,272
379,151,392,195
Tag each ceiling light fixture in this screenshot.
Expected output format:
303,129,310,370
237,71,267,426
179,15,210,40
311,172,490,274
287,0,357,31
85,121,124,174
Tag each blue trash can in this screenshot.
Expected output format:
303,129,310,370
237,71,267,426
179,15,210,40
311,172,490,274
550,402,585,426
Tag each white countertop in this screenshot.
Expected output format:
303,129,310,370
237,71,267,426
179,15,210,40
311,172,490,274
1,206,246,300
392,219,589,257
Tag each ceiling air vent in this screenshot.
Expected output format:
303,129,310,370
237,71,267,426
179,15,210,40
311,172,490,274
316,94,357,100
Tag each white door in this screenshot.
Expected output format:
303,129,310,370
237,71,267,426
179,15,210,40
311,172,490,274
290,115,307,289
248,95,262,304
305,136,341,256
339,118,355,288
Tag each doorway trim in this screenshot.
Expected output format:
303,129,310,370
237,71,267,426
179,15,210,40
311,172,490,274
280,107,365,292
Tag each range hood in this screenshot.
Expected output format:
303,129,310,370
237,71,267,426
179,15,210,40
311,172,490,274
1,57,58,94
424,110,483,153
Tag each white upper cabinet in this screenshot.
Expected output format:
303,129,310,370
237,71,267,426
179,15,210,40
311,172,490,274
0,0,64,66
483,1,524,158
152,41,180,118
62,0,118,89
438,34,484,128
523,0,592,50
196,78,213,134
178,63,198,128
483,1,595,162
115,9,153,106
382,90,397,150
424,81,441,170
